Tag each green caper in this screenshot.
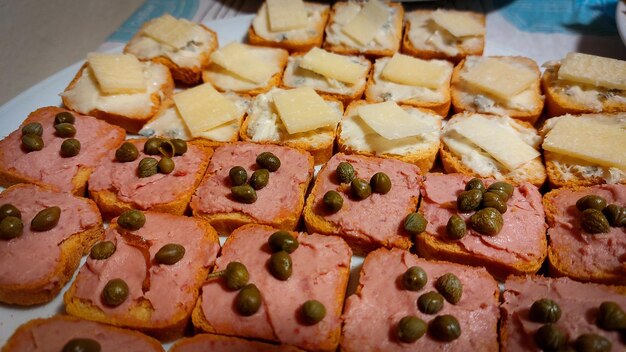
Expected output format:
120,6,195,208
268,231,299,253
229,166,248,186
138,157,158,178
60,138,81,157
534,324,566,351
487,181,514,199
404,213,428,235
402,266,427,291
581,209,610,234
465,178,486,192
31,206,61,231
102,278,129,307
469,207,504,236
429,315,461,342
117,209,146,231
457,189,483,213
576,195,608,212
231,184,257,204
336,162,355,184
0,216,23,240
115,142,139,162
575,334,612,352
418,291,445,315
351,178,372,199
597,301,626,331
481,191,507,214
603,204,626,227
435,273,463,304
171,139,188,156
0,203,21,220
224,261,249,290
487,188,510,202
21,133,43,151
323,190,343,213
370,172,391,194
302,300,326,324
21,122,43,136
269,251,292,280
155,243,185,265
397,315,427,343
529,298,562,323
446,215,466,240
54,111,75,125
158,157,175,174
158,140,175,158
250,169,269,190
62,338,101,352
54,123,76,138
144,137,163,155
256,152,281,172
235,283,262,316
89,241,116,260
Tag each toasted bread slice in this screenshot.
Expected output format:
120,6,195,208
171,333,305,352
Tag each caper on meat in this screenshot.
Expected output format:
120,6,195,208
158,140,175,158
404,213,427,235
534,324,566,351
465,178,486,193
31,206,61,231
0,203,21,220
370,172,391,194
429,315,461,342
171,138,187,156
597,301,626,331
60,138,81,157
351,178,372,199
302,300,326,324
0,216,23,240
487,181,514,199
268,231,299,253
155,243,185,265
336,162,355,184
603,204,626,227
481,191,507,214
418,291,444,315
158,157,175,174
102,278,129,307
402,266,427,291
397,315,427,343
115,142,139,162
62,338,101,352
21,134,43,151
231,184,257,204
575,333,612,352
21,122,43,136
469,208,504,236
229,166,248,186
143,137,163,155
90,241,116,260
235,283,262,316
54,123,76,138
138,157,158,178
256,152,281,172
323,190,343,213
435,273,463,304
54,111,75,125
250,169,269,190
446,215,466,240
581,209,610,234
487,188,510,202
529,298,562,323
457,190,483,213
269,251,292,281
576,195,608,212
224,261,249,290
117,209,146,231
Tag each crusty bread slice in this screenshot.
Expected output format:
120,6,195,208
171,332,305,352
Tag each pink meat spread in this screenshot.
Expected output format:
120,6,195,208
501,275,626,351
546,184,626,280
171,333,303,352
341,248,499,351
88,139,210,209
0,107,125,193
190,143,313,221
0,184,101,286
199,224,351,351
308,153,422,249
71,212,219,326
420,173,546,265
5,316,163,352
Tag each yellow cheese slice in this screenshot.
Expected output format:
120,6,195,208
543,117,626,170
173,83,240,137
341,0,389,45
452,115,540,170
273,87,341,134
558,52,626,90
142,14,199,49
431,10,485,38
266,0,308,32
300,48,368,84
210,42,275,84
87,53,146,95
460,58,536,100
357,102,434,140
381,53,449,89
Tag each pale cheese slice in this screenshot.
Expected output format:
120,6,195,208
341,0,389,45
357,101,434,140
381,53,449,89
300,48,368,84
431,10,485,38
558,52,626,90
543,117,626,170
273,87,341,134
267,0,308,32
210,42,275,84
87,53,146,95
461,58,536,100
142,14,199,49
173,83,240,137
452,115,540,170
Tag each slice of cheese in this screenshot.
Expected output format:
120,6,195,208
381,53,449,89
558,52,626,90
357,102,434,140
266,0,308,32
543,117,626,170
300,48,368,84
460,58,536,100
452,115,540,170
273,87,341,134
431,10,485,38
142,14,199,49
173,83,240,136
341,0,389,45
210,42,275,84
87,53,146,95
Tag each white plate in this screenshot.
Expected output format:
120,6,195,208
617,1,626,47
